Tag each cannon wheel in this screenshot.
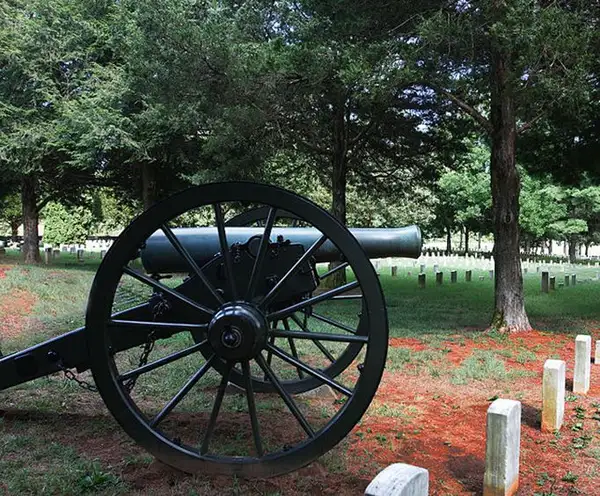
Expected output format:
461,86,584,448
86,182,388,477
212,206,367,394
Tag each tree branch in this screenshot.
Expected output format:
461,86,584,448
429,84,492,134
518,112,545,134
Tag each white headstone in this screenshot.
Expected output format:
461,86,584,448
365,463,429,496
542,360,565,432
484,399,521,496
574,335,591,394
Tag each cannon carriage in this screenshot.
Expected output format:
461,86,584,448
0,182,421,477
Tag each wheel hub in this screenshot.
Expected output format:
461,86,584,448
208,303,268,361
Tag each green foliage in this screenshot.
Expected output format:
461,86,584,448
433,141,492,238
0,191,22,235
42,201,94,245
92,190,138,235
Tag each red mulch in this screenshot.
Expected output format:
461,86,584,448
0,289,37,339
348,330,600,495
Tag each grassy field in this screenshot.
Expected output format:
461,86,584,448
1,251,600,495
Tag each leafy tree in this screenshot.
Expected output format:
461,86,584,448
0,176,22,241
92,190,139,235
106,0,278,209
413,0,596,331
42,202,94,246
0,0,130,262
432,142,492,253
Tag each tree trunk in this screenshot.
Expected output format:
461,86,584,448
568,237,577,263
585,243,589,257
141,162,158,210
458,228,463,251
445,226,452,254
10,220,19,243
478,232,482,250
547,239,552,255
327,98,348,286
21,175,41,264
489,38,531,332
464,228,469,253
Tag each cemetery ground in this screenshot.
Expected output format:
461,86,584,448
1,253,600,495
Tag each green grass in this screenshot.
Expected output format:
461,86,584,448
0,426,126,495
3,254,600,350
2,255,600,493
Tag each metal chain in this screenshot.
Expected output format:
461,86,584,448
122,331,156,393
121,291,168,393
60,291,167,393
58,361,98,392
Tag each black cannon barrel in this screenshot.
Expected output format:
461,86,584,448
141,226,422,274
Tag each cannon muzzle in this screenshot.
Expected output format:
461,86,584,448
141,225,422,274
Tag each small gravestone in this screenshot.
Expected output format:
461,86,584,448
450,270,457,283
407,271,412,277
595,340,600,365
542,360,565,432
479,275,485,281
574,335,591,395
549,276,555,291
536,266,540,273
571,274,576,286
465,270,472,282
70,246,76,254
44,247,52,265
523,267,528,274
418,273,426,289
391,266,398,277
541,271,549,294
365,463,429,496
77,249,84,262
420,264,425,273
435,271,443,285
484,399,521,496
564,275,570,287
489,270,494,280
100,249,107,259
433,263,439,273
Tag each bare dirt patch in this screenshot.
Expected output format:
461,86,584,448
0,265,10,279
349,330,600,495
0,289,37,339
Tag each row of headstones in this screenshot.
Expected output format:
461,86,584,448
388,267,493,286
365,334,597,496
386,266,597,290
42,247,107,264
540,271,582,292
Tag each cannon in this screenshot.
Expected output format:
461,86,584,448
0,182,422,477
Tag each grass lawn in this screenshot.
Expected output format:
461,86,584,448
1,251,600,495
